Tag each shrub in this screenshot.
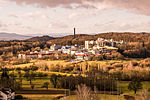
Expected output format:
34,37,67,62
128,77,143,94
42,82,49,90
76,84,99,100
37,72,48,77
131,61,138,66
31,84,35,89
15,95,24,99
30,65,39,71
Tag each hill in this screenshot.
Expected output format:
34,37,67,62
48,34,93,45
48,32,150,45
0,32,31,40
26,35,55,42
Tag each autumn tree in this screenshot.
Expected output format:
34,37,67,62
128,77,142,94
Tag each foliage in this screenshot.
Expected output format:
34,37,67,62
42,82,49,90
75,84,99,100
128,77,143,94
140,89,149,100
52,71,117,91
31,84,35,89
15,95,24,99
50,74,60,88
24,71,36,84
0,70,22,91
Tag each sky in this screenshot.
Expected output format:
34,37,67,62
0,0,150,37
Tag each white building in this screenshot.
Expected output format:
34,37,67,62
85,38,122,50
50,44,61,51
61,46,72,54
85,41,89,49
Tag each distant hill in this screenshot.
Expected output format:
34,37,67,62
1,32,150,43
0,32,31,40
26,35,55,42
48,32,150,45
48,34,92,45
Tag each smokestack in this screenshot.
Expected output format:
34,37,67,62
74,28,76,38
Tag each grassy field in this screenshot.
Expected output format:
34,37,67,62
18,78,150,100
9,59,140,68
5,60,150,100
62,93,150,100
19,94,64,100
61,94,126,100
61,81,150,100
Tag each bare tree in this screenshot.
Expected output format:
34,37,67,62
140,89,149,100
75,84,100,100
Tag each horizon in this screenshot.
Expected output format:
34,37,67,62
1,31,150,38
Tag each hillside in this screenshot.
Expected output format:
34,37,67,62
0,32,31,40
26,35,55,42
48,32,150,45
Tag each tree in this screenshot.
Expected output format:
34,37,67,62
128,78,142,94
76,84,99,100
42,82,49,90
31,84,35,89
50,74,59,88
24,71,36,85
30,65,39,71
0,70,21,91
0,70,10,87
17,68,23,86
139,89,148,100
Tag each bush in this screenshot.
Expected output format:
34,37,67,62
30,65,39,71
131,61,138,66
15,95,24,99
36,72,48,77
42,82,49,90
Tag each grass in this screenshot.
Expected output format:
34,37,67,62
5,59,150,100
20,94,64,100
21,78,51,88
118,81,150,96
62,94,126,100
61,81,150,100
18,79,150,100
7,59,134,68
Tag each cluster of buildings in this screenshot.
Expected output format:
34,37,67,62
18,38,124,60
85,38,123,52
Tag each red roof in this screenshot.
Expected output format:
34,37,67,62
76,54,89,56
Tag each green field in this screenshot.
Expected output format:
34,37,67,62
61,94,126,100
19,94,64,100
18,78,150,100
5,60,150,100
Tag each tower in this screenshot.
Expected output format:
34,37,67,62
74,28,76,38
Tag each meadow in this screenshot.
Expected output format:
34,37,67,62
3,59,150,100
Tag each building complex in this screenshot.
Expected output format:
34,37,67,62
18,38,124,60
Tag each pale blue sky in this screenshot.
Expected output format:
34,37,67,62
0,0,150,36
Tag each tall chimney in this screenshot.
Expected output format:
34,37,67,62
74,28,76,38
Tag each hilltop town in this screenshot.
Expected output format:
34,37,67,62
18,38,124,60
